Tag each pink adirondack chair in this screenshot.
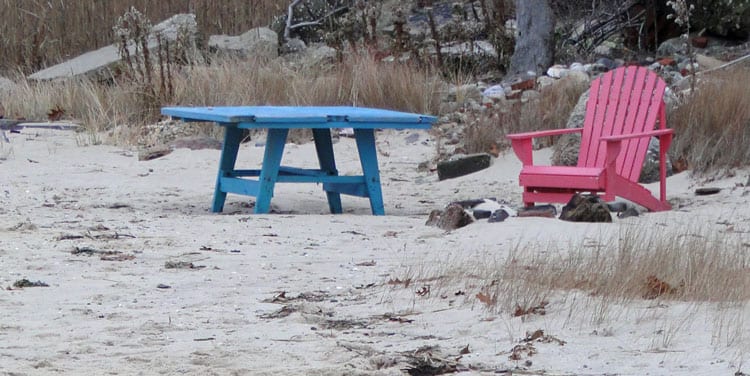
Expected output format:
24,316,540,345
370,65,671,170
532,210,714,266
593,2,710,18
507,66,673,212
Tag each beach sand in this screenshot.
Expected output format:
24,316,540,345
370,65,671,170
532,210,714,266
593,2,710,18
1,128,748,375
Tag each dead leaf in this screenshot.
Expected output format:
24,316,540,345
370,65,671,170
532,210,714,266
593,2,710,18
388,278,412,288
384,315,414,324
47,105,65,121
476,292,496,306
488,142,500,158
509,343,536,360
513,301,548,317
415,285,431,297
643,275,678,299
524,329,544,342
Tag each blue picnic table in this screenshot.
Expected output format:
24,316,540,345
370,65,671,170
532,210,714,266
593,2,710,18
160,106,437,215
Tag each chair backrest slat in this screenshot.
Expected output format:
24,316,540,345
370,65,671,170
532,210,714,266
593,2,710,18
577,66,666,182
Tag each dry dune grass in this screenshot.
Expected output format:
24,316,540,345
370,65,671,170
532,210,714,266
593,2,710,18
0,0,284,73
1,53,442,144
671,68,750,172
463,76,589,154
394,226,750,321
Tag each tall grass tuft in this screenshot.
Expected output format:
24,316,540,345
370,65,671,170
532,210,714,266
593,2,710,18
671,68,750,173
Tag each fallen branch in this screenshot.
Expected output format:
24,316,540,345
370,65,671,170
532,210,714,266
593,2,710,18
697,52,750,75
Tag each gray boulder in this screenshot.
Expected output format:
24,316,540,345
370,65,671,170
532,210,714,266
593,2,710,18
304,44,337,67
208,27,278,60
657,36,687,56
29,14,198,82
280,38,307,55
0,76,14,96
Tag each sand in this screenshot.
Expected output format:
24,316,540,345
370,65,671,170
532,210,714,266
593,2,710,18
1,128,749,375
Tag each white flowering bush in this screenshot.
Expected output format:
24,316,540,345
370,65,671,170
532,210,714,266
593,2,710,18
675,0,750,37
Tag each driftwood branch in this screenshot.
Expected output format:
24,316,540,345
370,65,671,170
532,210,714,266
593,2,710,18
698,52,750,75
284,0,303,41
283,0,349,41
564,0,642,53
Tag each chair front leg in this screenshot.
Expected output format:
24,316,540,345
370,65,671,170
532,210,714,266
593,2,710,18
604,139,623,193
510,138,534,166
658,133,673,203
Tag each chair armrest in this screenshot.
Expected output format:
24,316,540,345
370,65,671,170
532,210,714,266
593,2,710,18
508,128,584,166
506,127,584,140
600,129,673,142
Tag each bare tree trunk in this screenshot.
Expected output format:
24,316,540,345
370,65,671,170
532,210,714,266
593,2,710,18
508,0,555,77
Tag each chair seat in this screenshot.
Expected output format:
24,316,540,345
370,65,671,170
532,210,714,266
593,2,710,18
520,166,605,190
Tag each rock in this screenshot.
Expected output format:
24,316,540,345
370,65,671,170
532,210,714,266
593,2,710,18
517,205,557,218
473,209,492,220
617,206,640,219
511,78,536,91
138,145,173,161
425,204,473,230
29,14,199,81
304,44,337,67
280,38,306,55
605,201,628,212
436,153,492,180
170,136,222,150
562,71,589,87
559,194,612,223
594,57,618,72
658,57,676,67
657,37,687,56
691,36,709,49
546,64,570,78
536,76,557,89
441,41,497,58
482,84,506,99
404,133,420,144
694,54,726,70
488,209,510,222
208,27,278,59
449,198,516,221
695,187,721,196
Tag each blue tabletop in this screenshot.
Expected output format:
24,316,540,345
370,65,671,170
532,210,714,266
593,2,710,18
161,106,437,129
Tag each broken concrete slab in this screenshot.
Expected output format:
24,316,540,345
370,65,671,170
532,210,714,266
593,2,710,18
28,14,198,82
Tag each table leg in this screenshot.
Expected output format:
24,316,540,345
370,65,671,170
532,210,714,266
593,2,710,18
312,129,343,214
212,125,243,213
255,128,288,214
354,129,385,215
